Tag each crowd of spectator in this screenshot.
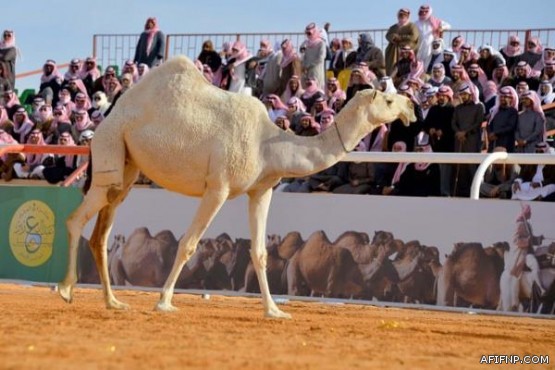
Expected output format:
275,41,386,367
1,11,554,201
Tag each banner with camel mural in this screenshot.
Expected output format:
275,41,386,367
79,188,555,315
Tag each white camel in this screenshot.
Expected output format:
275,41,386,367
57,55,415,318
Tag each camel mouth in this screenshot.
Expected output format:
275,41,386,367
400,113,411,126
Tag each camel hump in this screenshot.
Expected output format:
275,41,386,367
335,231,369,245
154,230,178,245
127,227,152,243
307,230,331,245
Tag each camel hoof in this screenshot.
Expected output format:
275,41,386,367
155,302,179,312
265,307,292,319
107,299,130,310
58,283,73,303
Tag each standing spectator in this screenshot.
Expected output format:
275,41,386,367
451,83,485,196
332,37,357,77
355,33,385,78
197,40,222,74
0,62,12,94
500,35,523,71
424,85,455,196
415,5,451,67
385,8,420,75
487,86,519,152
258,40,282,97
515,91,545,153
516,36,543,70
425,38,445,75
451,35,465,60
133,17,165,68
0,30,17,88
386,85,424,152
277,39,302,98
221,41,257,95
2,89,20,120
39,60,63,105
482,81,499,116
301,22,326,90
81,57,101,96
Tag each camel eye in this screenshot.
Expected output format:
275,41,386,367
386,99,393,106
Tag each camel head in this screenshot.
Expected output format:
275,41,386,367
344,90,416,131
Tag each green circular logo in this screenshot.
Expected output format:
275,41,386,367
9,200,56,267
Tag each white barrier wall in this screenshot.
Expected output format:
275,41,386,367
82,188,555,314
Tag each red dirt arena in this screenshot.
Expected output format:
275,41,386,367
0,283,554,370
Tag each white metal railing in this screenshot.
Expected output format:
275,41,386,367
2,144,554,200
341,152,555,200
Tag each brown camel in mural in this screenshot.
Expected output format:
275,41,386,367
109,228,178,287
437,241,508,309
58,55,415,318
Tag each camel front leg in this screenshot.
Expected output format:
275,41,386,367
249,188,291,319
156,188,228,312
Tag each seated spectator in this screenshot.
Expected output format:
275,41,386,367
492,62,510,88
92,66,117,94
378,76,397,94
356,61,378,86
274,115,294,134
0,128,24,181
458,44,479,70
325,78,346,110
312,96,330,122
428,63,451,87
375,140,407,195
467,64,487,102
57,88,75,115
346,68,373,103
72,92,92,115
538,80,555,105
137,63,149,80
318,109,335,132
122,60,139,83
480,146,519,199
509,61,541,91
440,49,457,79
13,129,51,180
533,46,555,75
515,81,530,104
73,110,95,137
90,110,104,127
390,46,414,87
333,140,375,195
49,105,73,143
280,75,304,104
383,134,440,197
500,35,523,71
34,104,54,138
41,132,78,184
264,94,288,122
39,59,63,105
482,80,499,116
516,91,545,153
451,35,465,60
512,142,555,200
12,107,34,144
89,91,111,117
299,77,324,113
104,78,122,104
295,113,320,136
64,58,83,82
540,61,555,85
285,97,306,132
30,96,46,124
304,161,348,193
0,105,8,126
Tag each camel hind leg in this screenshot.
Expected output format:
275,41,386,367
156,187,229,312
59,163,139,308
248,188,291,319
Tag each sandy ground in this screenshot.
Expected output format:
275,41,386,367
0,283,554,370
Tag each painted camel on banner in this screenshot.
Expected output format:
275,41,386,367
57,55,415,318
